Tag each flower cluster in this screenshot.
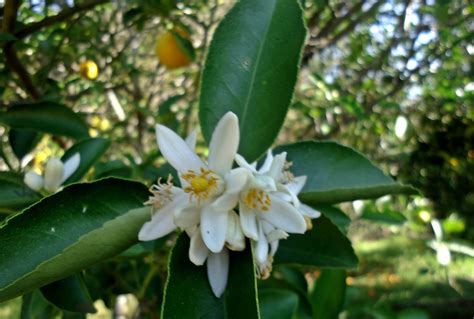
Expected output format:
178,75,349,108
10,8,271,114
139,112,320,297
24,154,81,193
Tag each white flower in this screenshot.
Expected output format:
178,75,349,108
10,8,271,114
24,153,81,193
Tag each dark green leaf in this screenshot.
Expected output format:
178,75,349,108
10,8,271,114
94,160,132,179
275,215,358,268
8,129,42,160
0,102,89,139
315,205,351,233
199,0,307,162
310,269,346,319
0,178,149,302
61,138,110,184
21,290,60,319
162,234,260,318
259,288,298,319
0,171,40,212
40,274,96,313
0,32,17,42
277,141,417,205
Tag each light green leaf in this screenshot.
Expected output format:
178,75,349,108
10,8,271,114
275,215,358,268
0,102,89,139
61,138,110,184
0,178,149,302
277,141,417,205
0,171,40,212
161,234,260,318
259,288,298,319
199,0,306,162
40,274,96,313
310,269,346,319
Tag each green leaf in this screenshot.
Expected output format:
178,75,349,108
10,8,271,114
0,32,17,42
199,0,306,162
161,234,260,318
0,171,40,212
21,290,60,319
360,210,406,225
40,274,96,313
277,141,417,205
0,102,89,139
310,269,346,319
8,129,42,160
93,160,132,179
275,215,358,268
316,205,351,233
0,178,149,302
259,288,298,319
61,138,110,184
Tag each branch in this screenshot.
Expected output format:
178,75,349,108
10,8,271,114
14,0,110,39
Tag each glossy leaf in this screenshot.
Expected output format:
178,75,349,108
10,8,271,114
40,274,96,313
275,215,358,268
0,178,149,302
161,234,260,318
8,129,42,160
61,138,111,184
310,269,346,319
316,205,351,233
0,171,40,212
0,102,89,139
259,288,298,319
277,141,417,205
199,0,306,162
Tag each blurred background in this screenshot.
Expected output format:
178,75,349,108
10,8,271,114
0,0,473,318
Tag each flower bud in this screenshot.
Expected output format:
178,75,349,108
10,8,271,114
225,211,245,251
24,172,44,191
44,157,64,192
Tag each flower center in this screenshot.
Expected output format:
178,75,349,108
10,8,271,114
182,168,220,202
242,188,271,211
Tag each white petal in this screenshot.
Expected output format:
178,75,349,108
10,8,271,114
267,229,289,242
155,124,205,173
225,211,245,251
208,112,240,175
61,153,81,183
277,183,300,207
267,152,287,181
138,205,176,241
256,223,268,264
235,154,257,173
261,220,275,235
24,172,44,191
201,206,228,253
300,204,321,218
44,157,64,192
207,248,229,298
189,231,209,266
174,205,201,229
185,129,198,150
211,167,250,211
262,195,306,234
270,240,279,256
239,204,259,240
258,149,274,174
286,175,307,196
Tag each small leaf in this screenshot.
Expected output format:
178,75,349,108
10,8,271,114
0,171,40,212
40,274,96,313
8,129,42,160
0,102,89,139
277,141,418,205
199,0,307,162
275,215,358,268
61,138,110,184
0,178,149,302
259,288,298,319
310,269,346,319
161,234,260,318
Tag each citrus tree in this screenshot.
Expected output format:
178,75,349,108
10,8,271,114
0,0,422,317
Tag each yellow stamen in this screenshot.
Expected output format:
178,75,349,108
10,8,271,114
181,167,219,202
242,188,271,211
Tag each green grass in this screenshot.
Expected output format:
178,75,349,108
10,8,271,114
345,234,474,318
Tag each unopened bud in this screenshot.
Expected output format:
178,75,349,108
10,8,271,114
44,157,64,192
225,211,245,251
24,172,44,191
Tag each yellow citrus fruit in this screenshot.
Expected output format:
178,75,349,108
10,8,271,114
79,60,99,80
155,30,193,69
